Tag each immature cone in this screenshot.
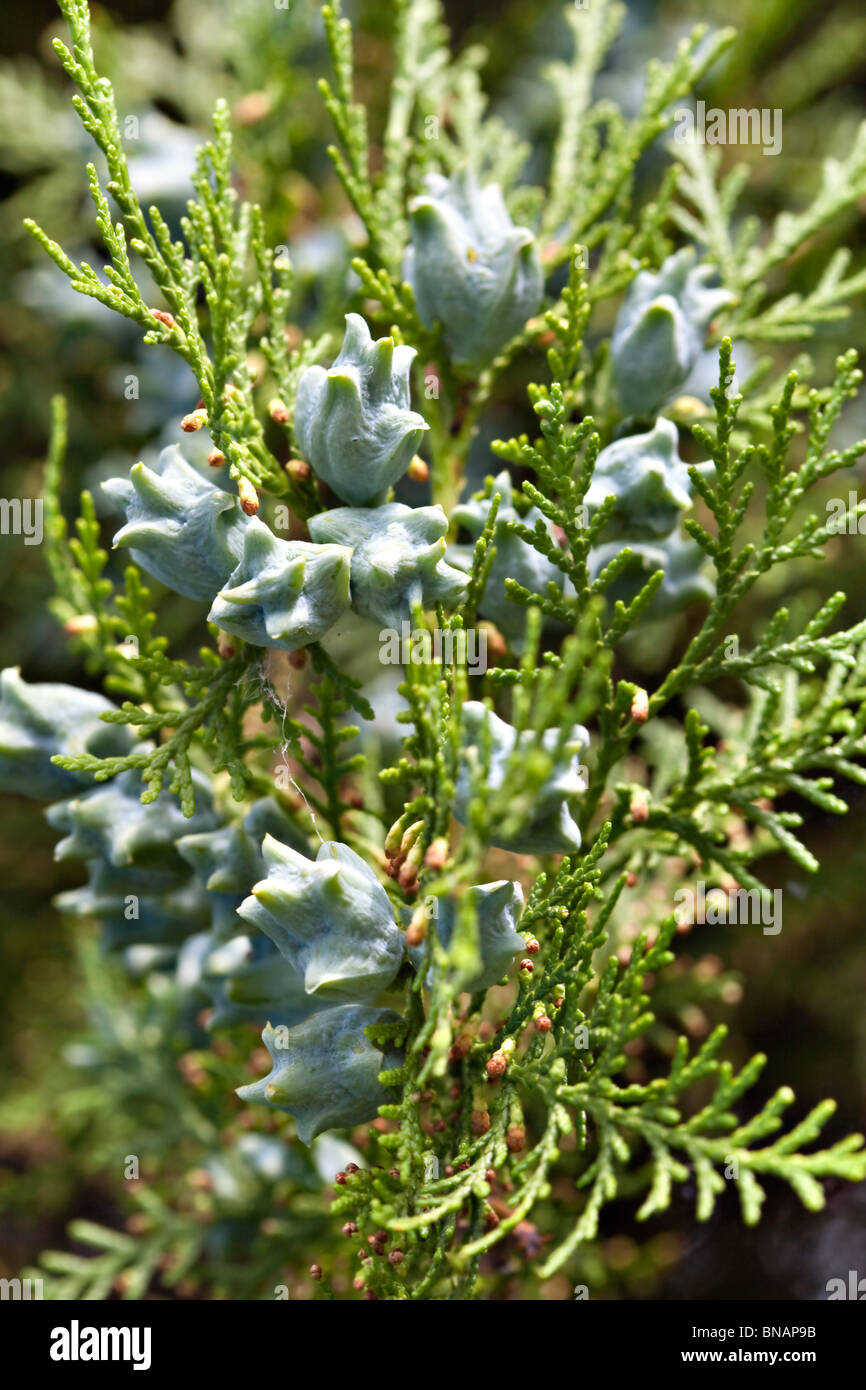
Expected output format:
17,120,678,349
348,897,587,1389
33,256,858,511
102,445,250,602
587,527,714,620
194,931,332,1031
309,502,467,630
405,880,525,993
610,248,733,417
404,169,543,371
454,702,589,854
0,667,134,800
237,836,404,1006
176,795,309,942
585,419,706,542
449,470,564,650
294,314,428,506
47,767,216,880
208,517,352,652
236,1007,403,1144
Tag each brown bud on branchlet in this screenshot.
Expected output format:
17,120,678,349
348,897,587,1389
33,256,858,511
64,614,99,636
309,1263,323,1281
630,687,649,723
471,1110,491,1135
535,1014,552,1033
334,1171,347,1185
629,792,649,824
208,448,226,468
152,309,178,331
524,937,540,955
506,1125,526,1153
519,958,534,976
405,902,430,948
388,1249,404,1266
269,399,291,425
217,630,237,660
234,91,272,126
424,837,449,871
181,408,207,432
342,1222,358,1237
404,921,426,949
407,455,429,483
478,621,507,660
484,1208,500,1231
238,477,259,516
287,458,312,483
187,1168,213,1191
486,1051,508,1080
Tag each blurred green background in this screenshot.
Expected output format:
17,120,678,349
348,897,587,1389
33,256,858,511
1,0,865,1299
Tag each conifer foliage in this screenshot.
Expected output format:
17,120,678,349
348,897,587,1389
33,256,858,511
9,0,866,1299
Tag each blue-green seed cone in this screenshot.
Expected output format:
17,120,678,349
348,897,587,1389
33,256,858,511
588,527,715,619
585,418,709,541
407,879,525,993
45,766,217,875
454,702,588,854
236,1007,403,1143
0,667,134,800
404,169,542,370
102,444,249,601
294,314,428,506
611,248,733,417
237,836,403,1005
309,502,468,629
450,469,564,647
208,517,352,652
